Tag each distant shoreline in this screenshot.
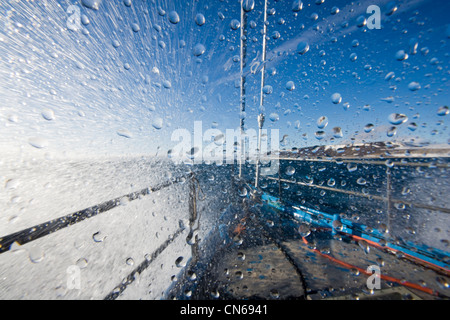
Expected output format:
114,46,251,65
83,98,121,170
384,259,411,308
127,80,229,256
278,141,450,160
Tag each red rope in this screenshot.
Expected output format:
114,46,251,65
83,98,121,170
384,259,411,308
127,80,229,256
301,236,438,297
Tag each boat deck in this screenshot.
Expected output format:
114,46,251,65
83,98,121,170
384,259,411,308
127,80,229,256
173,203,449,300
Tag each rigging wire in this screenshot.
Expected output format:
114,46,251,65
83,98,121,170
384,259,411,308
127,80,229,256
239,0,248,178
255,0,268,188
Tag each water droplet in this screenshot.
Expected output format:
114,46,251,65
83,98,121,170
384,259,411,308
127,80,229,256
331,93,342,104
168,11,180,24
315,131,325,140
210,290,220,299
356,15,366,27
327,178,336,187
271,31,280,39
356,177,366,185
386,1,398,16
385,159,394,168
387,126,397,137
351,268,360,276
8,114,18,123
29,246,44,263
285,166,295,176
297,41,309,55
152,117,163,130
364,123,374,133
175,256,186,268
157,6,165,16
388,113,408,125
269,112,279,122
407,122,417,131
332,219,343,231
5,179,19,190
421,47,429,55
285,81,295,91
238,186,248,197
400,187,410,196
131,23,140,32
358,240,370,254
112,40,121,48
117,129,132,138
93,231,106,243
81,14,90,25
395,50,408,61
385,72,395,81
408,81,421,91
332,127,343,138
193,43,206,56
81,0,102,11
430,57,439,65
437,106,448,116
349,53,357,62
213,133,225,146
436,276,449,289
8,241,24,254
263,85,273,94
270,289,280,299
243,0,255,12
28,137,49,149
163,80,172,89
237,252,245,261
187,147,199,159
195,13,205,26
292,0,303,12
296,224,311,238
347,163,357,172
126,257,134,266
381,96,395,103
329,6,339,15
188,271,197,280
123,0,132,7
76,258,88,269
316,116,328,129
230,19,240,30
234,236,244,246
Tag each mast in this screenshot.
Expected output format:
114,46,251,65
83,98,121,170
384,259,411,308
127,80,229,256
238,0,248,178
255,0,268,188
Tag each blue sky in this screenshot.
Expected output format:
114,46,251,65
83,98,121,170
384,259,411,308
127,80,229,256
0,0,448,158
224,0,450,149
